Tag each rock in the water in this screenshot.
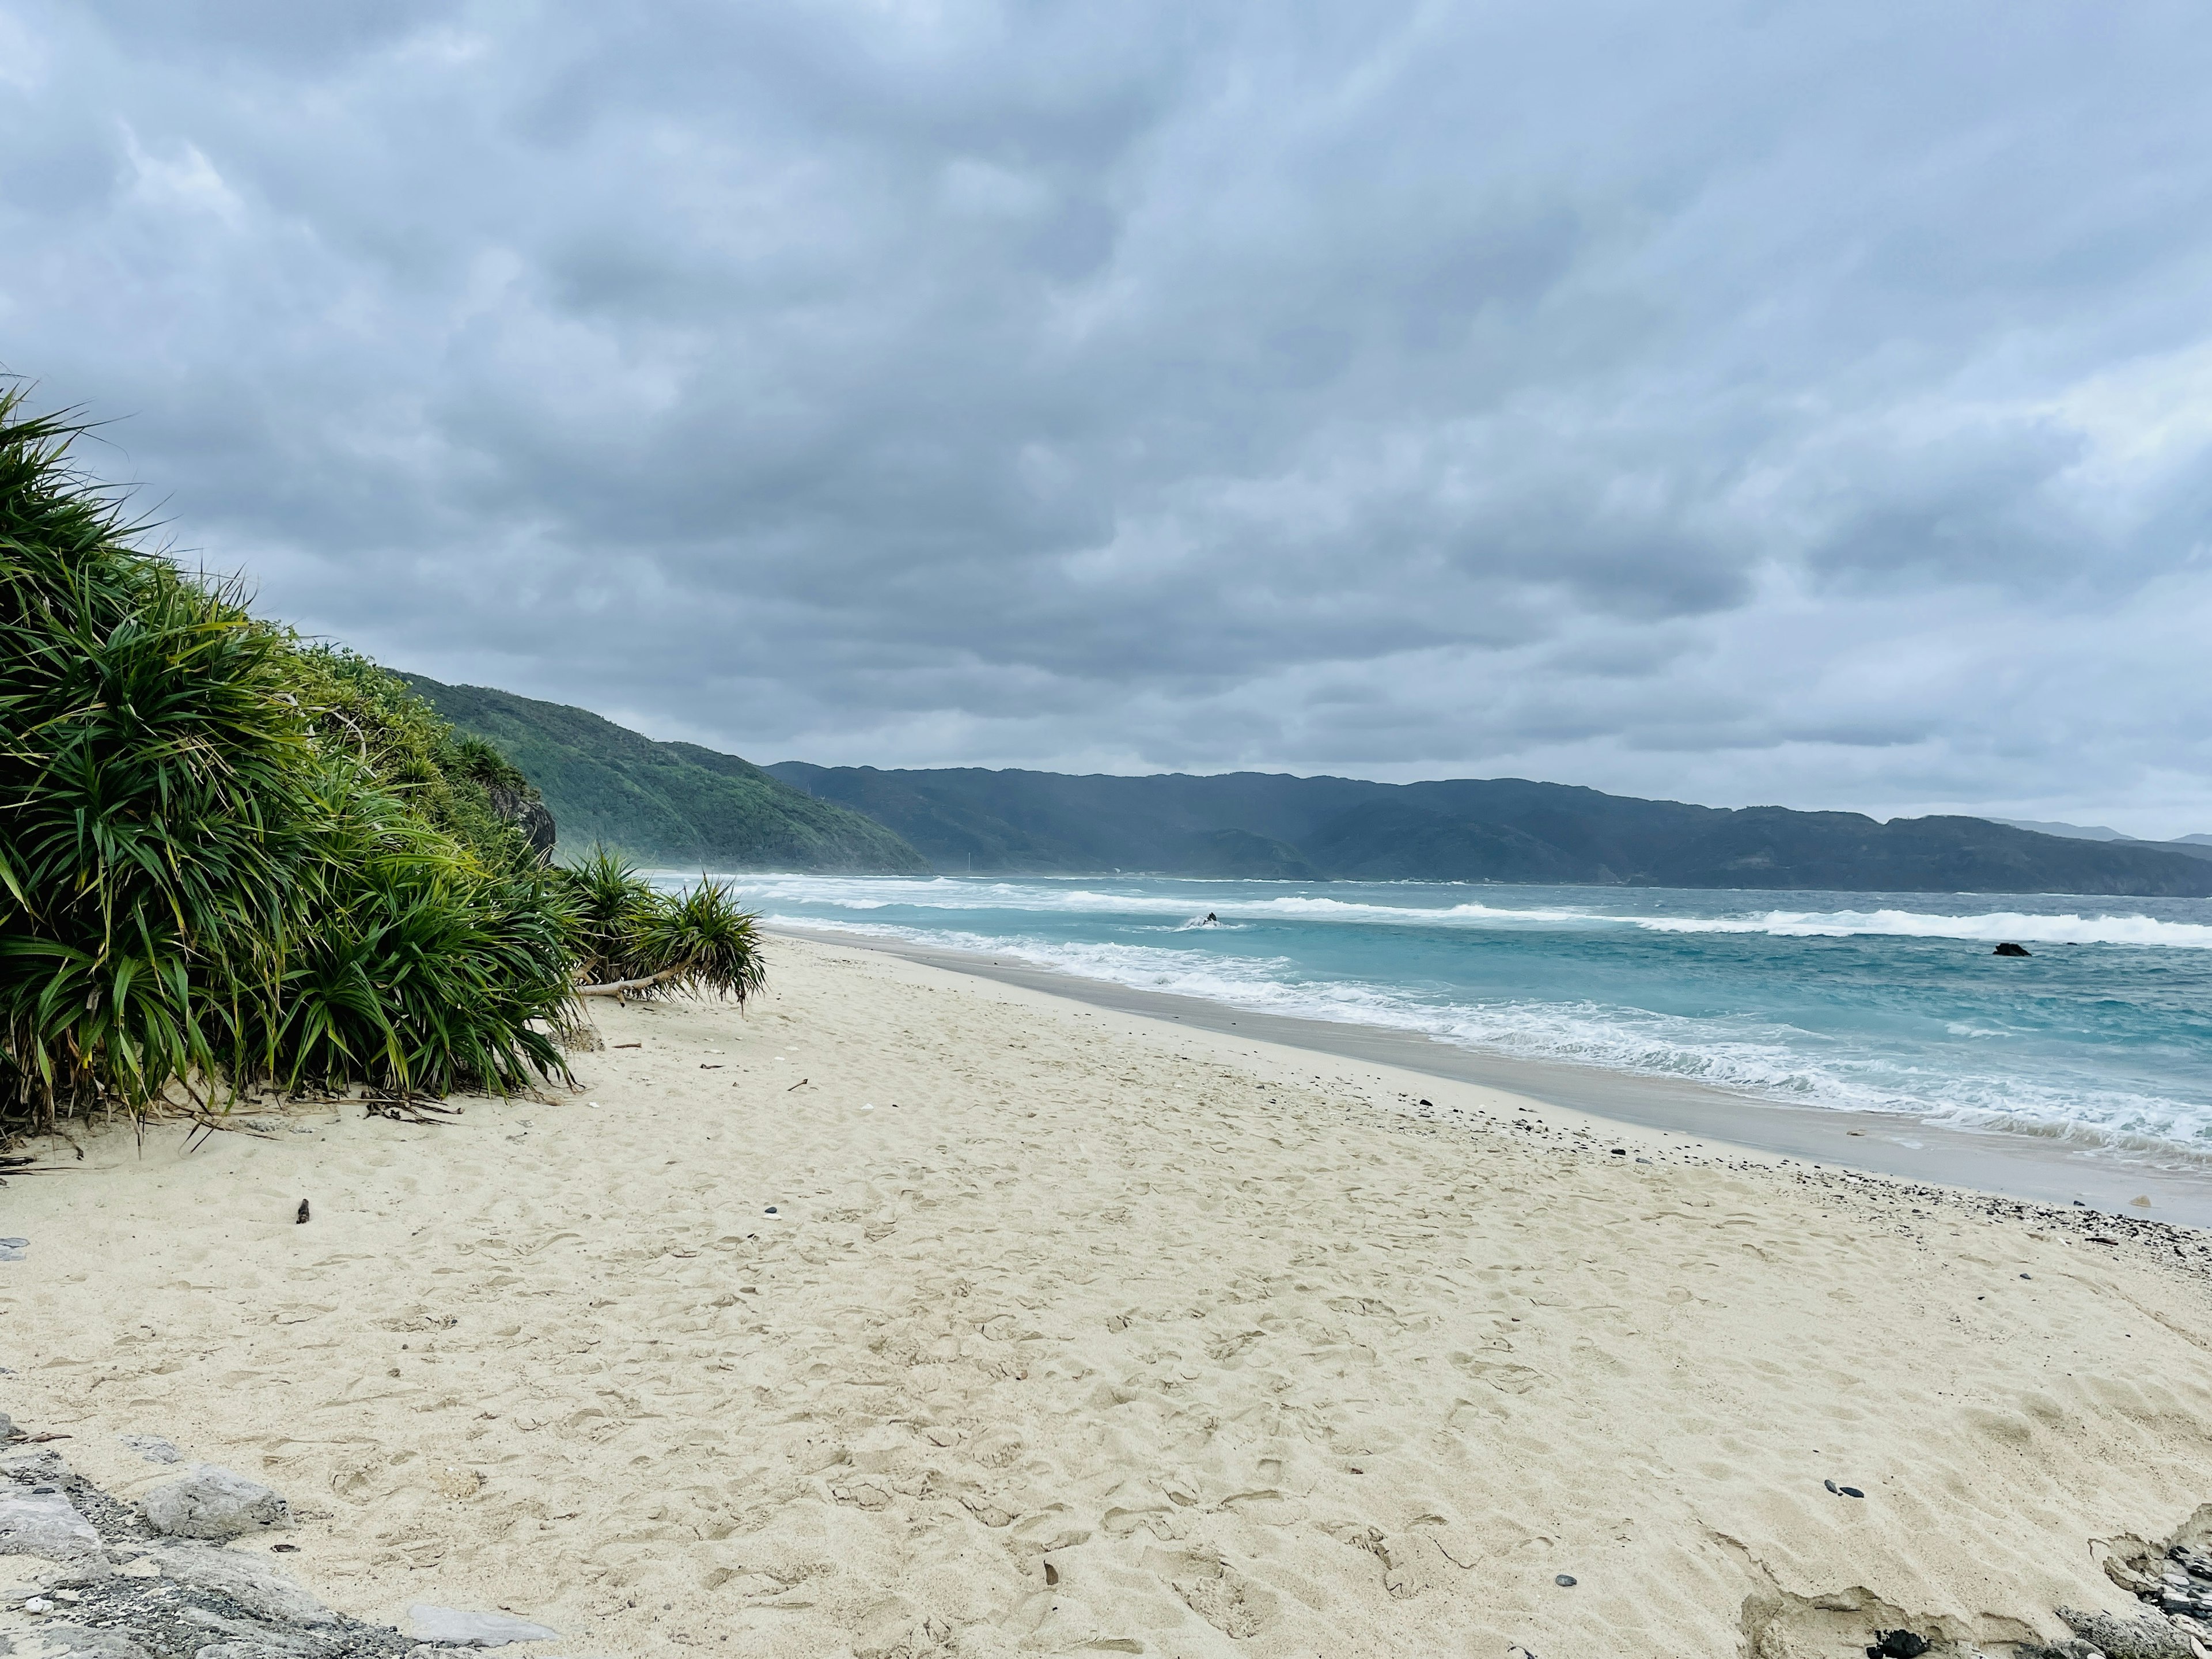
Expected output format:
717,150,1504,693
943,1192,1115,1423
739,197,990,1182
0,1485,108,1574
120,1433,183,1465
1993,941,2032,957
408,1605,562,1646
142,1465,290,1540
150,1541,335,1625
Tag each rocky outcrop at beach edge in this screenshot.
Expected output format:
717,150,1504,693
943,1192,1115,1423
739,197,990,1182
487,783,556,863
1,1438,565,1657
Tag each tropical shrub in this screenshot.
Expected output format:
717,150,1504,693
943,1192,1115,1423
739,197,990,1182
552,850,768,1003
0,389,584,1130
282,644,547,870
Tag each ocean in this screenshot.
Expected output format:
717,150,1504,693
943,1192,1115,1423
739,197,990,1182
697,873,2212,1164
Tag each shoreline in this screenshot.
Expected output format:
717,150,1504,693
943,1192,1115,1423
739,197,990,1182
5,934,2211,1658
767,922,2212,1229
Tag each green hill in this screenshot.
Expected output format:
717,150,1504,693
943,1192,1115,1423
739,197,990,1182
404,677,928,873
765,763,2212,896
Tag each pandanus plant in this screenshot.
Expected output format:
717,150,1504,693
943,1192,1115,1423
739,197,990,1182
554,849,768,1003
0,388,586,1128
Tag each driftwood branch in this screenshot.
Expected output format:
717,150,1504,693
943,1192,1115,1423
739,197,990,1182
574,967,683,998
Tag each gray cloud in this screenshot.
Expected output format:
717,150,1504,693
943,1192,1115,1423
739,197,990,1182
5,0,2212,832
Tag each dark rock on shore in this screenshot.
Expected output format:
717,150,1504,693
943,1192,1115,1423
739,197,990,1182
486,783,557,864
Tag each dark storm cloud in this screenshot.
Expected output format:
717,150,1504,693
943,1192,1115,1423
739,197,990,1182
5,0,2212,830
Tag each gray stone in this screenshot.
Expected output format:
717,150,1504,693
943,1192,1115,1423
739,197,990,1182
172,1605,331,1652
2058,1606,2194,1659
407,1605,562,1646
143,1467,290,1541
37,1627,154,1658
122,1434,183,1465
0,1485,107,1574
151,1543,335,1626
486,786,556,864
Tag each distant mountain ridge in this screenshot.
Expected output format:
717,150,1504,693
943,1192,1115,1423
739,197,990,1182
768,763,2212,896
1994,817,2212,862
389,673,2212,894
404,677,927,873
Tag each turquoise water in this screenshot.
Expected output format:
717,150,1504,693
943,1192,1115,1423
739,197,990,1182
706,874,2212,1161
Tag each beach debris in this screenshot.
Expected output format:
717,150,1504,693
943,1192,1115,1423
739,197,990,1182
409,1604,563,1645
0,1236,26,1262
700,1063,724,1069
613,1041,642,1049
765,1205,779,1215
1825,1479,1839,1493
786,1078,809,1091
1867,1633,1930,1658
1554,1573,1577,1586
556,1020,605,1051
119,1434,182,1465
0,1484,107,1578
1840,1486,1865,1498
1994,942,2032,956
296,1198,311,1225
142,1465,290,1540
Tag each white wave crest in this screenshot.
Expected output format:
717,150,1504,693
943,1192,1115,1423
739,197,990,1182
694,872,2212,948
1628,908,2212,948
762,915,2212,1155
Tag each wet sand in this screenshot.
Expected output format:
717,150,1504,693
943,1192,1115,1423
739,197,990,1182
771,924,2212,1228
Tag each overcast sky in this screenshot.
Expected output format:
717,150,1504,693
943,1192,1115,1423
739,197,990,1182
6,2,2211,832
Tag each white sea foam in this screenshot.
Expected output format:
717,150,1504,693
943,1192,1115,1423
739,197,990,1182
1627,908,2212,948
717,872,2212,948
761,914,2212,1155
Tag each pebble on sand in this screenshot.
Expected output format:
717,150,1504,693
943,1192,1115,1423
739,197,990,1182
120,1433,183,1464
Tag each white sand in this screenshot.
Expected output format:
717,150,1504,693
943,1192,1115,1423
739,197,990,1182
3,934,2210,1657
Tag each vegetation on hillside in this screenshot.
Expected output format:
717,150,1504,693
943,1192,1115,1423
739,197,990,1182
406,675,929,873
767,762,2212,895
0,389,764,1137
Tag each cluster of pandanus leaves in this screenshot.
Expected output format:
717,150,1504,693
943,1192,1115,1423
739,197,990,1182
0,389,764,1134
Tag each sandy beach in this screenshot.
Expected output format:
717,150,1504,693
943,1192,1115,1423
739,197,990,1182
5,933,2211,1657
